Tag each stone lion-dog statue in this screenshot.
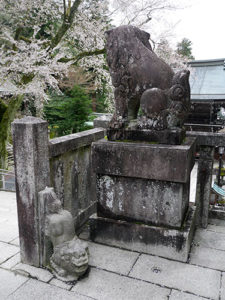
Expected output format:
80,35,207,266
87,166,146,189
105,25,190,131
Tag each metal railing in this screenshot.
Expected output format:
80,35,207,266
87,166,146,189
0,169,16,191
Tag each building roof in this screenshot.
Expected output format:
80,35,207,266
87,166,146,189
188,58,225,101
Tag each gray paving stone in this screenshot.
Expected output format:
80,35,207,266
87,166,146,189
129,254,220,299
49,278,72,290
88,242,139,275
9,237,20,246
208,218,225,227
169,290,207,300
207,224,225,234
1,252,21,269
190,245,225,271
0,222,19,243
12,263,53,282
0,241,19,264
221,272,225,300
72,267,170,300
0,268,28,299
194,229,225,251
8,278,92,300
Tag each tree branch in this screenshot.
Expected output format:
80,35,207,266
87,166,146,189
58,48,106,64
63,0,66,20
50,0,83,49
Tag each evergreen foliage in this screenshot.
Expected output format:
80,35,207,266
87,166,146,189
44,85,92,137
176,38,194,60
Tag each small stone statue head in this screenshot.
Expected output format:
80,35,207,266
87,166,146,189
50,238,89,281
45,188,62,214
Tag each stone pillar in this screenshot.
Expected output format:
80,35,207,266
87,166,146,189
195,146,214,228
12,117,50,267
38,188,54,267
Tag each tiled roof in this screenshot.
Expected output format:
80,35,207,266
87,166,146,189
189,58,225,100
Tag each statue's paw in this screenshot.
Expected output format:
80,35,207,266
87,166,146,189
109,116,125,129
57,269,67,277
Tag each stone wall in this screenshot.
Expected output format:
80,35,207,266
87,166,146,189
49,129,104,229
12,116,104,267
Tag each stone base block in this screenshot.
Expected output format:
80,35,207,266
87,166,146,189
90,206,196,262
107,128,185,145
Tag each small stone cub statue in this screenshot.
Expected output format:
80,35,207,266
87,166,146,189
44,187,89,282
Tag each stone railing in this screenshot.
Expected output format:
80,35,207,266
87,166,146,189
12,116,104,267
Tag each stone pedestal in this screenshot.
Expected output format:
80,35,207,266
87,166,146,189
91,137,196,261
107,128,185,145
90,206,196,262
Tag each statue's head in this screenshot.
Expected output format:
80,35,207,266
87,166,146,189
105,25,152,51
52,238,89,278
45,188,62,214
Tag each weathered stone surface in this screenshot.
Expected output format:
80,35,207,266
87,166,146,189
97,175,190,228
170,290,206,300
209,207,225,221
49,128,104,157
12,263,53,282
0,221,19,243
209,218,225,226
194,229,225,251
90,206,196,262
1,252,20,269
0,268,28,299
8,278,91,300
195,146,214,228
12,116,50,267
88,241,139,275
129,254,220,299
105,25,190,131
9,237,20,246
50,139,98,229
106,128,185,144
190,245,225,271
93,114,112,129
187,131,225,147
39,187,89,281
0,241,19,264
49,278,72,290
220,272,225,300
92,137,196,183
72,268,170,300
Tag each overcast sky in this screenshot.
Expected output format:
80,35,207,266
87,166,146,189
170,0,225,60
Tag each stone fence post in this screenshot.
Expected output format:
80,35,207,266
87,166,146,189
195,146,214,228
12,117,50,267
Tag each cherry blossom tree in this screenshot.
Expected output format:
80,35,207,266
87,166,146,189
0,0,111,168
0,0,188,168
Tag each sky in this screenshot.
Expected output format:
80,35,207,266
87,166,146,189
110,0,225,60
168,0,225,60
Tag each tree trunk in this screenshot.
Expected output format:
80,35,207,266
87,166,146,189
0,95,24,170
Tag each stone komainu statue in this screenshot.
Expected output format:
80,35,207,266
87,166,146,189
105,25,190,130
43,187,89,282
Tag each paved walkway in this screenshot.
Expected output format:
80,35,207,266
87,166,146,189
1,165,225,300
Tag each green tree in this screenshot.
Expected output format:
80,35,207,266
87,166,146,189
0,95,24,169
44,85,92,137
176,38,195,60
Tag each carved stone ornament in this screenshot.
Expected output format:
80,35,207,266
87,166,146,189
44,187,89,282
105,25,190,132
